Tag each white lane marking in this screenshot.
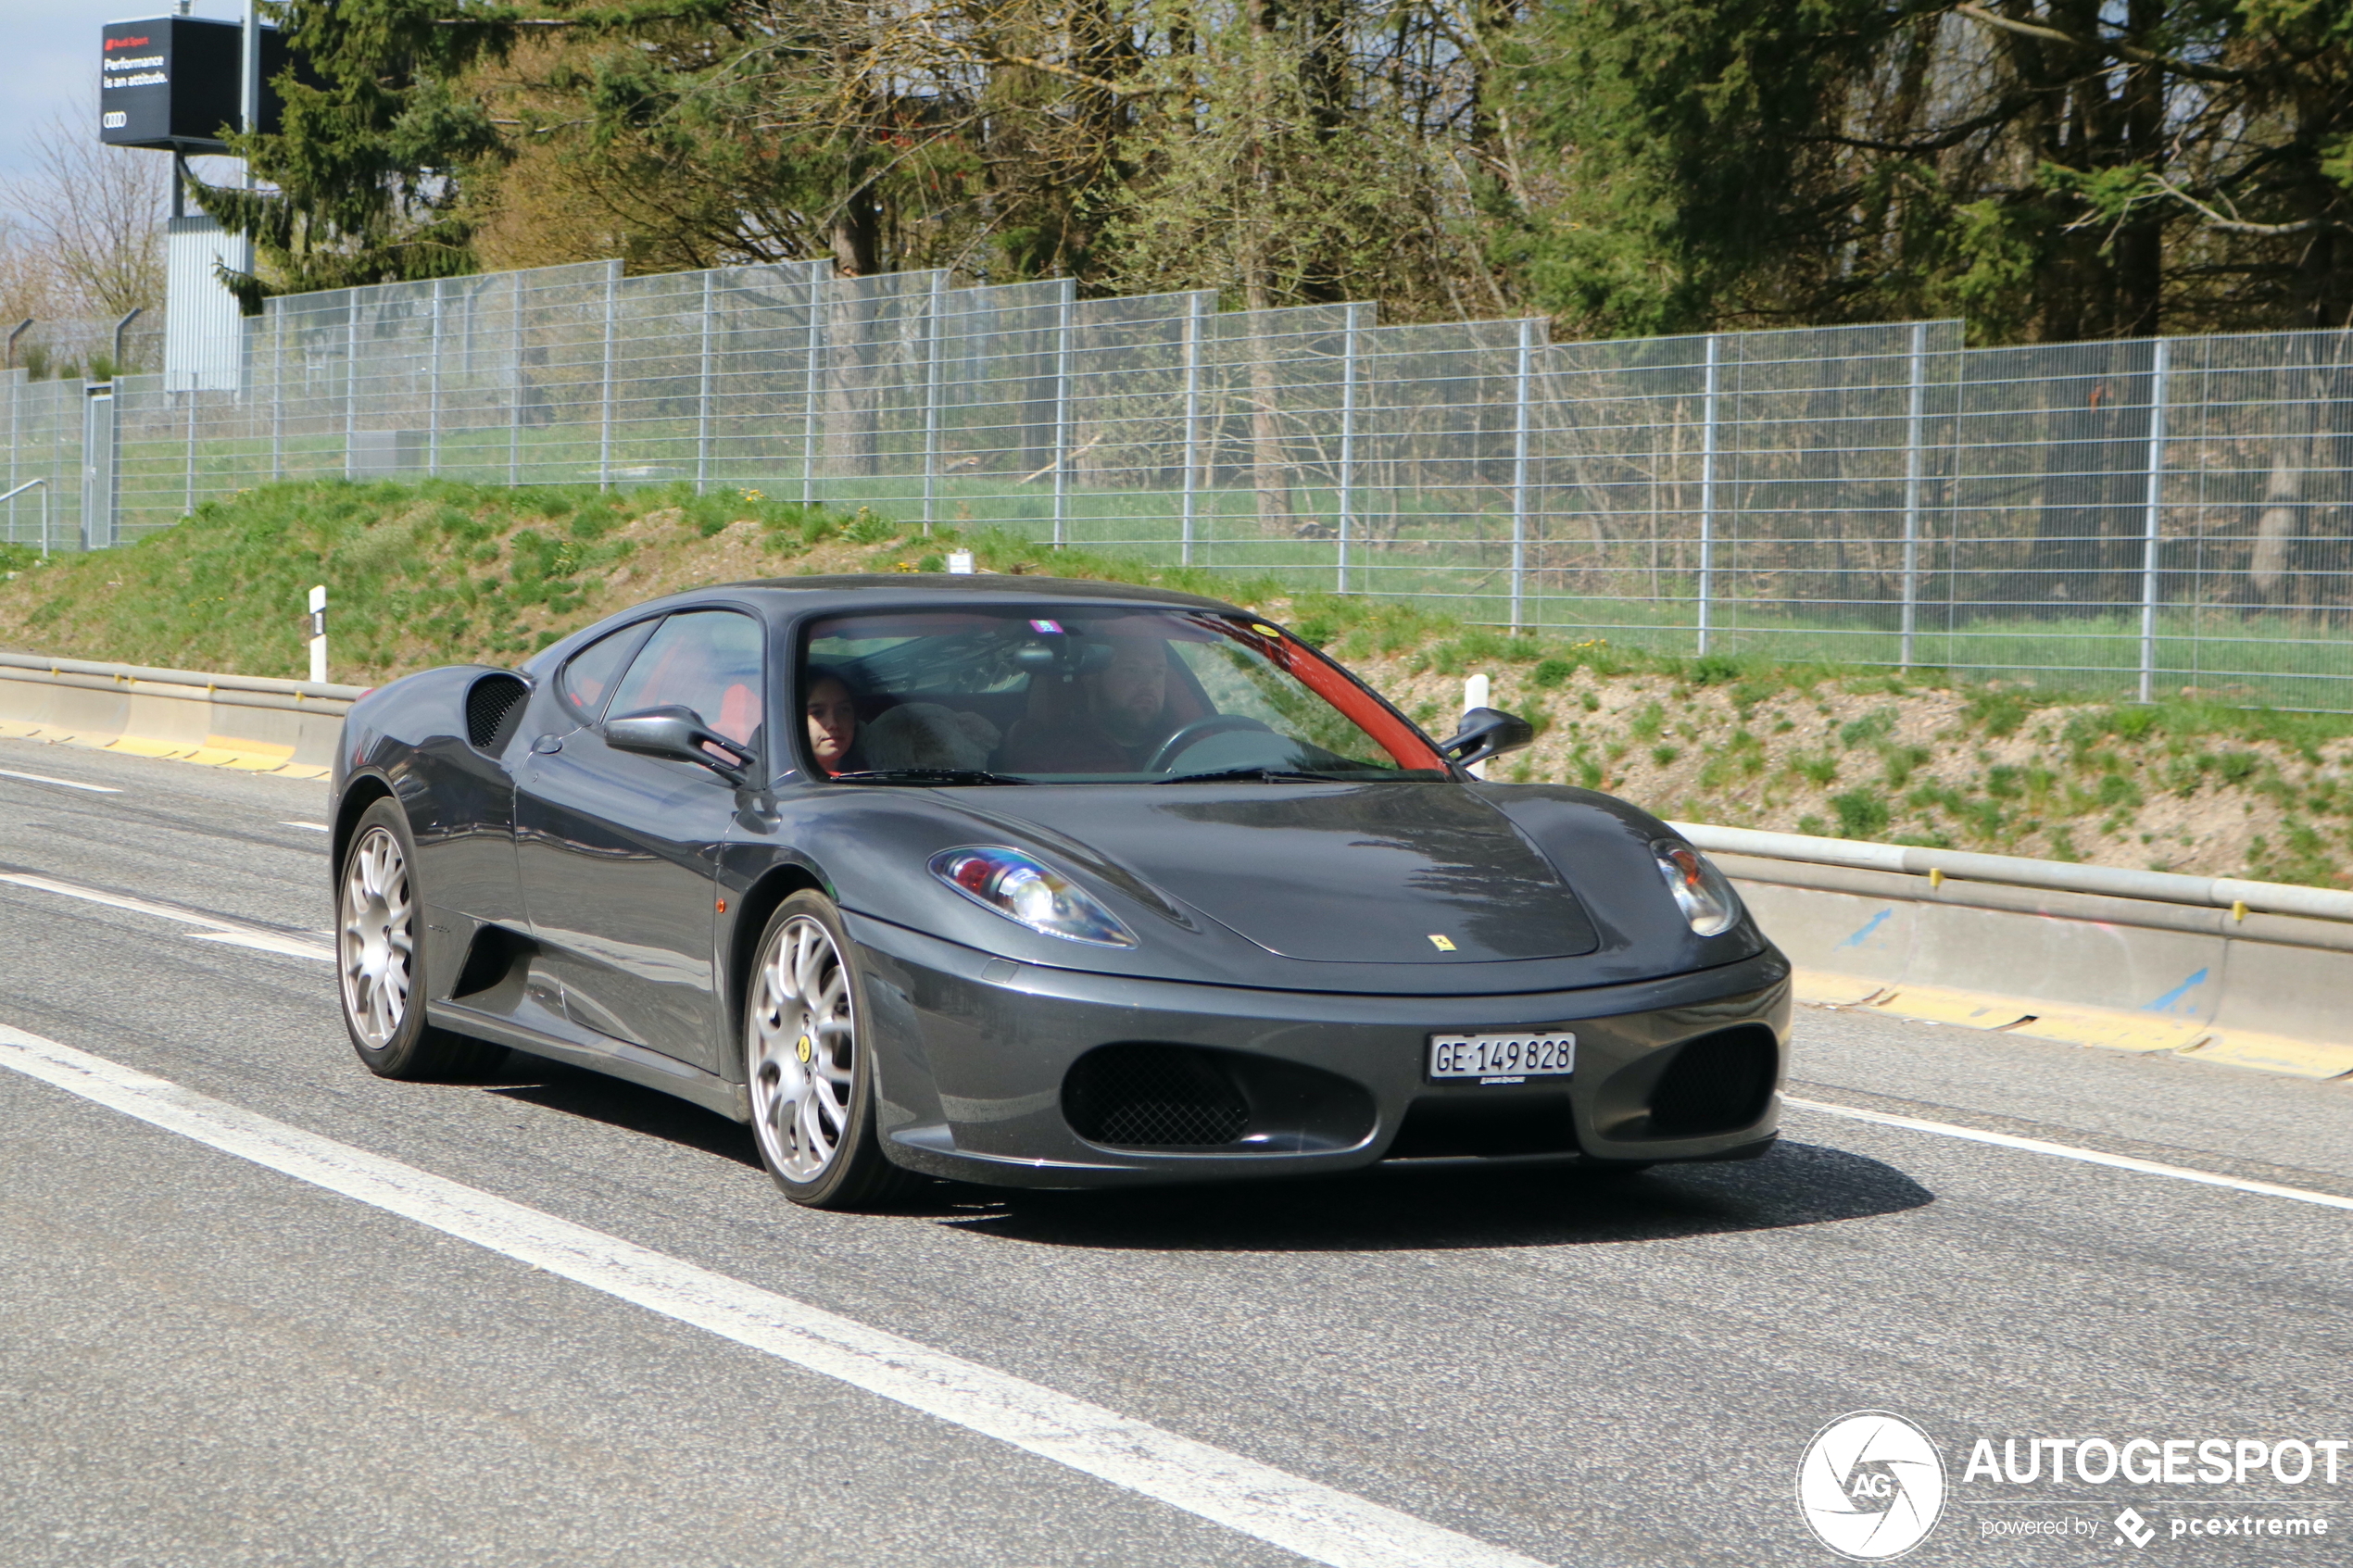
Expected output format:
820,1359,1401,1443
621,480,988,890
0,1025,1549,1568
0,767,120,794
0,872,333,962
281,821,331,833
188,931,336,961
1786,1097,2353,1213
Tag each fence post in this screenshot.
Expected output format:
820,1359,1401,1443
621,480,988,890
1051,281,1075,547
1180,292,1206,567
598,260,619,489
801,264,825,507
184,386,197,518
923,271,947,532
1510,318,1536,633
1696,333,1721,657
269,312,283,480
1899,320,1927,670
427,278,444,477
2139,337,2171,704
344,292,359,478
1337,302,1363,593
696,269,714,494
508,275,523,488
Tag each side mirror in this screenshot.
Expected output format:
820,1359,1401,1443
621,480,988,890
604,705,755,786
1441,706,1536,769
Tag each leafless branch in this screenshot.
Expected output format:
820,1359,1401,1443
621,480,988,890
1952,4,2253,85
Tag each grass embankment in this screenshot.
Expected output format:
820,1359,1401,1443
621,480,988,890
2,478,2348,888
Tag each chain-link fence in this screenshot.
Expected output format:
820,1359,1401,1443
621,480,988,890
3,257,2349,709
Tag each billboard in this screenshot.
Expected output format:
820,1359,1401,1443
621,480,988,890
100,16,287,153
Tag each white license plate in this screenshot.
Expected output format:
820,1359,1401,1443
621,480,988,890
1427,1031,1576,1081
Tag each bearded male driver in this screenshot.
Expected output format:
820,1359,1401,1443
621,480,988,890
998,633,1176,773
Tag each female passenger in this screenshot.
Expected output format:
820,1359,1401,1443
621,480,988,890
803,667,862,776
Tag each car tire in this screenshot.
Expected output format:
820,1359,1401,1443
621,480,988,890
337,797,508,1081
743,890,919,1210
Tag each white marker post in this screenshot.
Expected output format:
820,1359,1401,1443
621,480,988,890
1462,673,1491,779
306,584,328,684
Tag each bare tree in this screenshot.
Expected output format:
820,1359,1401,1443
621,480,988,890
5,113,170,322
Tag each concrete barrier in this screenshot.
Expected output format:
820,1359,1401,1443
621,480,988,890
1706,844,2353,1080
0,651,359,778
1674,820,2353,924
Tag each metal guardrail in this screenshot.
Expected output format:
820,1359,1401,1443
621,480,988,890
1673,821,2353,924
0,649,363,716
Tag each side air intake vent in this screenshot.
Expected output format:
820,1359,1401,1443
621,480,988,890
466,673,530,753
1645,1024,1779,1137
1063,1045,1250,1148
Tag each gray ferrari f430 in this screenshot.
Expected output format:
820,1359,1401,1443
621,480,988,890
331,575,1791,1207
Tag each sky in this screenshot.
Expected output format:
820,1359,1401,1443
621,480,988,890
0,0,252,225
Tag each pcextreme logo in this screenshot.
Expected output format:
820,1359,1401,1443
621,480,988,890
1798,1411,1948,1560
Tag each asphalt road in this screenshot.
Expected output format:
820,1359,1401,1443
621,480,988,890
2,734,2347,1568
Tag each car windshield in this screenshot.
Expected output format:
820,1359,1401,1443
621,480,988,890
800,607,1449,784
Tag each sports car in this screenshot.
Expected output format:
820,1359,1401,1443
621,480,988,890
331,575,1791,1207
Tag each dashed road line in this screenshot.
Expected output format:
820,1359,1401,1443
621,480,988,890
281,821,331,832
0,1023,1552,1568
0,872,333,962
0,767,120,794
1785,1097,2353,1212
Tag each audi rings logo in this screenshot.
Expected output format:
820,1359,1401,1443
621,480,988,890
1798,1411,1947,1560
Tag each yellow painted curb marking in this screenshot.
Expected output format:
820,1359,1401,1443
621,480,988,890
1792,968,2348,1080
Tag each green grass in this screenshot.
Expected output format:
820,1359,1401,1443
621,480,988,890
7,475,2353,780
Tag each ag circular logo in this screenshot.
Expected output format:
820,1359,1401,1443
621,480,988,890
1796,1411,1946,1560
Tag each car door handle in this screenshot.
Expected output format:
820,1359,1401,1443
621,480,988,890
530,734,563,755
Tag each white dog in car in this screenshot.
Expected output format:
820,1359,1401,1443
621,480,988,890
861,702,1002,772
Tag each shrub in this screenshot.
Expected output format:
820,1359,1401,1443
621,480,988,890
1792,750,1839,785
1832,789,1891,840
1690,652,1741,685
1966,688,2032,736
843,509,900,545
1840,707,1896,748
1882,745,1931,788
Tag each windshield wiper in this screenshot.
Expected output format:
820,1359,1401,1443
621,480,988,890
1154,766,1350,784
836,768,1034,786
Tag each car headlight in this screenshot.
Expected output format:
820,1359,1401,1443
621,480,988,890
1651,838,1741,936
930,847,1138,947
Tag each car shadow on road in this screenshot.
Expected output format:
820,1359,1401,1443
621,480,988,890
481,1056,764,1170
930,1139,1933,1251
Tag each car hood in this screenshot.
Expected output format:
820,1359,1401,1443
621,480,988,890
954,783,1600,963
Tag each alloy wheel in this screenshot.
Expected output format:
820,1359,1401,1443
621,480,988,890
340,825,415,1049
749,914,858,1183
